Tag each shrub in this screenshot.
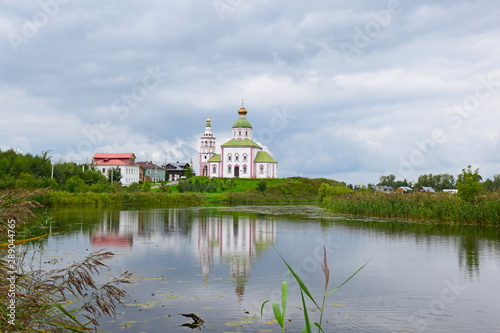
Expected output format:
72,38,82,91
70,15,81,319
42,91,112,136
159,183,170,193
256,180,267,192
142,181,152,192
65,176,88,193
318,183,352,202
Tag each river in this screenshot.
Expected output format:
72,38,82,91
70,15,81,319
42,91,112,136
27,205,500,332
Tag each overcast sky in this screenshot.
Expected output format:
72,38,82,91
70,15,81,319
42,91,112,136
1,0,500,184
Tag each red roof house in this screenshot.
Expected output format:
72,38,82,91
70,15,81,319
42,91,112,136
93,153,136,165
92,153,140,186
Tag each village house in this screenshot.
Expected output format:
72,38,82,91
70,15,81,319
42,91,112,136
374,185,393,193
163,162,191,181
135,161,166,183
92,153,140,186
199,104,278,178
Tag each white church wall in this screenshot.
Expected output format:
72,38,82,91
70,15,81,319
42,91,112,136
221,146,256,178
255,163,278,179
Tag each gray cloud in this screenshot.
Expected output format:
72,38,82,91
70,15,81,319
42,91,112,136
1,0,499,184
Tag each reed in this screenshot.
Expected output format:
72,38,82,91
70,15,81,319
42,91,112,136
0,189,133,331
261,246,368,332
319,184,500,225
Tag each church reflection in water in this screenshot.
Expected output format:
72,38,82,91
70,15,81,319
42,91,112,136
89,209,276,298
195,213,276,299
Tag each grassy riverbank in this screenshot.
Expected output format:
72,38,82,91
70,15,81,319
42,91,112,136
38,191,204,207
192,177,340,204
318,184,500,225
36,177,339,207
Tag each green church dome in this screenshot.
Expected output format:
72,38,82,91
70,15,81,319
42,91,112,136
232,105,252,128
232,118,252,128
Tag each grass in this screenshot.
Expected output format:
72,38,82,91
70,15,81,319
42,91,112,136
36,190,204,207
35,177,340,207
186,177,340,204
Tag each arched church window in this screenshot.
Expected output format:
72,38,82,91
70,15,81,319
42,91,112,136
228,166,232,173
212,166,216,174
235,154,239,162
260,166,264,174
228,154,232,162
243,154,247,162
243,166,247,174
239,130,241,136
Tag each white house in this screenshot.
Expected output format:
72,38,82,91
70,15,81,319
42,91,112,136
92,153,140,186
199,104,278,178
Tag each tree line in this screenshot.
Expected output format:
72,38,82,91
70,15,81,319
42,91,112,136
348,167,500,193
0,149,124,192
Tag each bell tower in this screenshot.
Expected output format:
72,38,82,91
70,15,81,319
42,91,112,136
199,118,216,176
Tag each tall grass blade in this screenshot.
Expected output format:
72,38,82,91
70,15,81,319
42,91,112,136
299,289,312,333
314,322,326,333
271,301,284,327
51,302,92,330
275,248,320,310
281,278,288,324
260,300,270,318
327,257,371,295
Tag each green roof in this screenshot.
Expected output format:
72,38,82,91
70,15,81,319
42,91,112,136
205,122,211,127
207,154,221,162
221,138,262,149
232,118,252,128
254,151,277,163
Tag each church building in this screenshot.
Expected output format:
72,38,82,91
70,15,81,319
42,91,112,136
199,105,278,178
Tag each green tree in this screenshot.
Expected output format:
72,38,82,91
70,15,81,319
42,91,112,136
80,165,107,185
53,161,78,188
378,174,396,188
456,165,482,203
65,176,88,193
483,178,494,192
107,167,122,185
15,172,38,188
484,174,500,192
435,173,456,191
414,173,455,191
494,174,500,189
414,173,434,189
184,165,195,178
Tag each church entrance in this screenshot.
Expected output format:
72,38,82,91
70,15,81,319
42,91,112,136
234,166,239,178
203,166,207,176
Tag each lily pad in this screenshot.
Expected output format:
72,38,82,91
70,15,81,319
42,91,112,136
159,293,200,301
125,301,161,309
224,320,251,326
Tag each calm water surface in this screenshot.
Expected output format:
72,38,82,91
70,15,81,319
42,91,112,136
29,205,500,332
